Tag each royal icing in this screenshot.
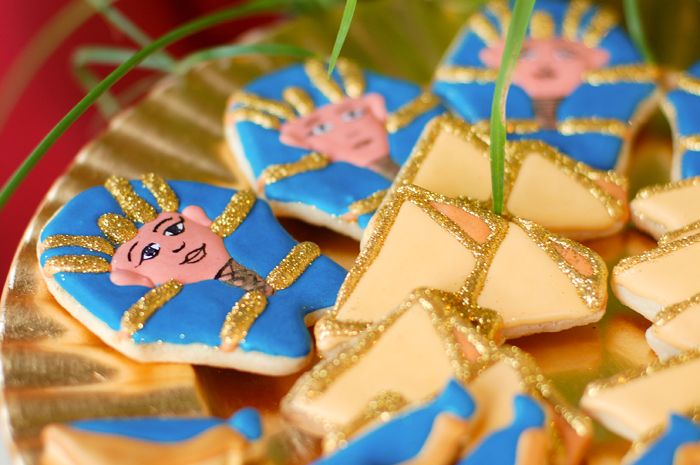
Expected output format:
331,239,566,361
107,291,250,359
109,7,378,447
627,413,700,465
665,61,700,180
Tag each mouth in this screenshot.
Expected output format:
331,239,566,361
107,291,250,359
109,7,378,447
351,138,373,150
180,243,207,265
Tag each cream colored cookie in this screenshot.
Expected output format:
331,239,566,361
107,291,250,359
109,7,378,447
647,294,700,360
318,185,607,352
381,115,628,241
630,178,700,241
581,349,700,441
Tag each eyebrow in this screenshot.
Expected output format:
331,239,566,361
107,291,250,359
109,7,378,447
127,241,139,262
152,216,173,232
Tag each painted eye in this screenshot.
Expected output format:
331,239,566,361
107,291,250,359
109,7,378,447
342,108,364,121
554,48,575,60
141,243,161,262
521,48,536,60
309,122,333,137
164,219,184,236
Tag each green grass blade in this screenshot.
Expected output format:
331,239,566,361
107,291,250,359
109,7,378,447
0,0,303,211
176,43,317,74
623,0,655,63
327,0,357,74
488,0,535,215
73,61,121,118
73,46,174,72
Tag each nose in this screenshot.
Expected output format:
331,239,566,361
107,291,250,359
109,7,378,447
172,241,186,253
534,66,556,79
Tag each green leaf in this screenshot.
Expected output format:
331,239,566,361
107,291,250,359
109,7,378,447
623,0,655,63
488,0,535,215
327,0,357,74
176,43,318,74
0,0,309,211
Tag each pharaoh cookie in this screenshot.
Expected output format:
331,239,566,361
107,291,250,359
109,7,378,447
384,114,628,241
624,412,700,465
224,58,444,240
630,179,700,242
37,174,346,375
41,408,262,465
433,0,659,173
316,184,607,352
664,61,700,180
581,349,700,441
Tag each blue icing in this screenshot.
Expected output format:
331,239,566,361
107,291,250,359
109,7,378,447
40,179,346,359
681,151,700,180
231,62,444,225
433,82,534,123
314,379,475,465
445,31,489,68
599,27,643,65
689,62,700,79
40,246,112,266
667,90,700,137
459,394,546,465
560,83,655,121
71,408,262,443
632,414,700,465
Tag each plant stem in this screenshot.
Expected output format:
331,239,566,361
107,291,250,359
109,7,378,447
623,0,655,63
327,0,357,74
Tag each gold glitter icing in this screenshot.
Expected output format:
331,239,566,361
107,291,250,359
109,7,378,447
681,135,700,151
219,290,267,349
385,92,441,133
259,153,330,186
140,173,179,213
582,7,617,47
584,65,660,84
635,176,700,200
304,60,345,103
104,176,158,224
44,255,111,275
659,219,700,245
469,12,500,45
335,58,365,99
628,405,700,459
557,118,628,137
562,0,591,41
41,235,114,256
283,87,315,116
227,107,280,130
98,213,138,245
231,90,296,121
210,189,256,238
266,242,320,291
120,280,183,336
654,291,700,327
530,11,555,40
677,73,700,96
487,0,511,33
347,190,388,217
434,66,498,84
614,232,700,275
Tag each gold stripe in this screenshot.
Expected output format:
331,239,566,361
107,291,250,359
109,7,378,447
304,60,345,103
120,280,183,336
677,74,700,95
259,153,330,185
681,135,700,151
471,118,540,135
582,7,617,47
434,66,498,83
41,235,114,255
283,87,315,116
44,255,111,275
654,292,700,327
98,213,138,245
584,65,660,84
530,11,555,40
219,290,267,349
469,12,500,44
227,107,280,130
140,173,179,213
210,190,256,238
336,58,365,99
231,90,296,120
487,0,511,33
557,118,628,137
266,242,321,291
562,0,591,41
348,189,387,217
385,92,441,133
104,176,157,224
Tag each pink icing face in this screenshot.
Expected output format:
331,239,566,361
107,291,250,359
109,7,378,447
279,93,389,166
480,38,609,100
110,206,230,288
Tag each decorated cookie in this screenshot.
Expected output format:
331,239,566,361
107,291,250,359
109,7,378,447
581,349,700,441
625,412,700,465
386,114,628,240
225,58,445,239
41,408,262,465
630,178,700,241
38,174,346,375
664,61,700,180
316,184,607,352
433,0,659,172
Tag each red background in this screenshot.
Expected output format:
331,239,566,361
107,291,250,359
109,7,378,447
0,1,279,287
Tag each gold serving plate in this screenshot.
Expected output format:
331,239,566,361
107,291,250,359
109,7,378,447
0,1,683,463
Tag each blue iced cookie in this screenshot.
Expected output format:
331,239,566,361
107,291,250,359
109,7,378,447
41,408,262,465
666,62,700,180
38,173,346,375
433,0,658,172
225,58,445,239
628,413,700,465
